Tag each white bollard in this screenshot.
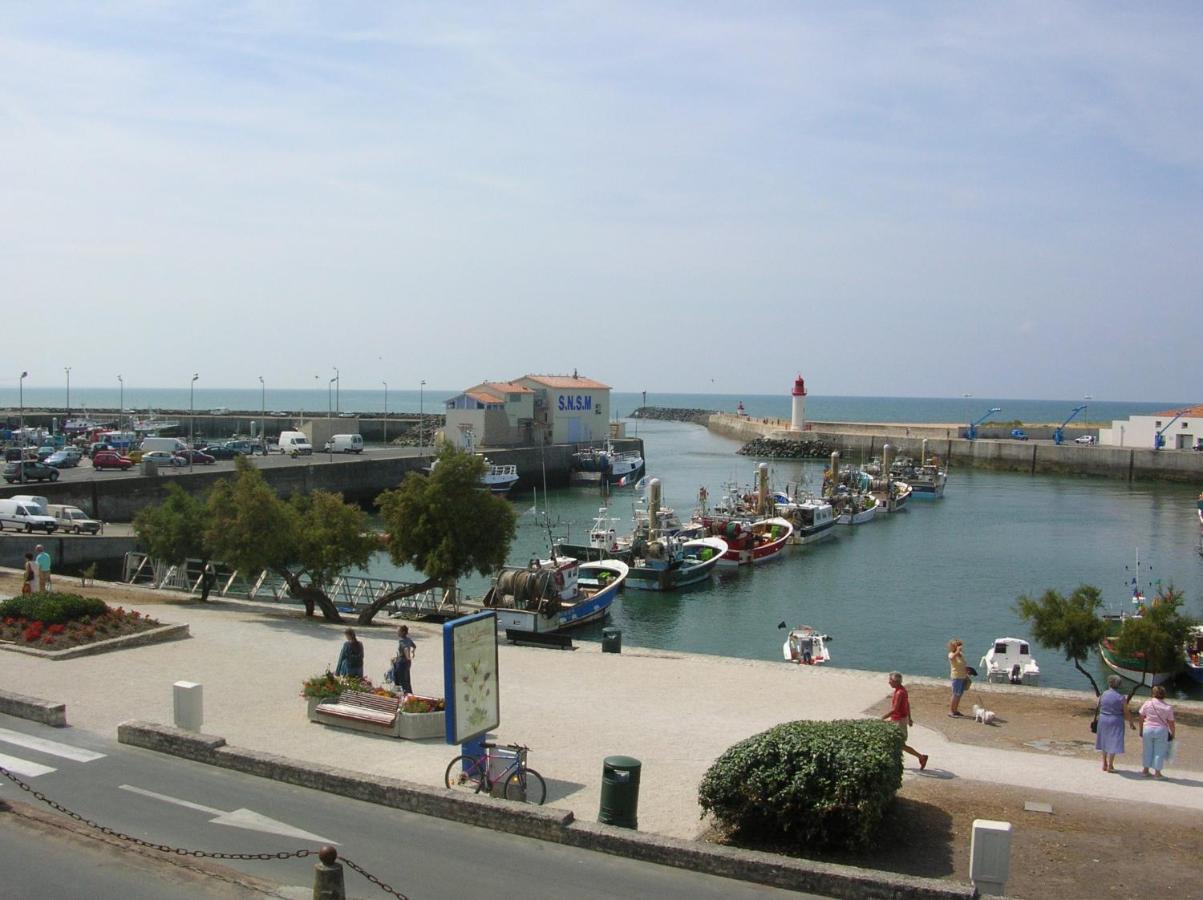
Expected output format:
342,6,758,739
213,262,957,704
173,681,203,731
970,819,1013,896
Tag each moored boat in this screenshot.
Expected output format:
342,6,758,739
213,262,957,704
781,625,831,665
698,515,794,566
1183,625,1203,684
480,458,519,495
554,507,634,563
483,555,628,633
979,637,1040,686
771,485,836,545
626,534,728,591
571,440,645,486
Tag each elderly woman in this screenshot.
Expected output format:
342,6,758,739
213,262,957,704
334,628,364,678
1095,675,1133,772
1138,685,1176,777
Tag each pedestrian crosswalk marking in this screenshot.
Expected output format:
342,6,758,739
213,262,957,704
0,752,56,778
0,727,106,763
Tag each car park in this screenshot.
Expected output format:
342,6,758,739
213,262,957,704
3,460,60,483
1074,435,1096,445
92,450,134,471
175,449,216,465
143,450,187,467
45,449,82,468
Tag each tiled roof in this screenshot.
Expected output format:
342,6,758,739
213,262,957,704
522,373,610,390
482,381,533,394
1152,404,1203,417
464,390,501,405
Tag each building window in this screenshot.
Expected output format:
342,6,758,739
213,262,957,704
1155,421,1162,428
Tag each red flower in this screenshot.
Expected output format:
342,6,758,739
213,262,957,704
42,635,55,645
48,623,66,635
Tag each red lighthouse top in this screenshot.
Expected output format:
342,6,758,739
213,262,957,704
792,375,807,397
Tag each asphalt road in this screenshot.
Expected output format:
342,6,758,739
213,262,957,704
0,715,820,899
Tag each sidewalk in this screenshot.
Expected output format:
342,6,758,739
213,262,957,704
1,590,1200,839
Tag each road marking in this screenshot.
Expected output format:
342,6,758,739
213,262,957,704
0,728,106,763
118,784,337,844
0,752,56,778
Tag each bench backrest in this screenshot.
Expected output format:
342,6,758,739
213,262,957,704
337,690,401,713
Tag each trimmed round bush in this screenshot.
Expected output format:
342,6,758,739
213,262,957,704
698,719,903,850
0,592,108,625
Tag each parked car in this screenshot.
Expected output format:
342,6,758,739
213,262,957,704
143,450,187,468
45,449,81,468
92,450,134,471
35,445,57,460
3,460,60,483
4,447,38,462
200,443,239,460
225,440,258,455
1074,435,1096,445
175,449,215,465
88,441,113,457
1010,429,1029,441
47,504,102,534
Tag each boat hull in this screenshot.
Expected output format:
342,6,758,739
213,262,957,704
492,561,628,634
837,505,877,525
625,537,727,591
791,520,837,545
1098,639,1175,686
713,517,793,566
908,480,945,499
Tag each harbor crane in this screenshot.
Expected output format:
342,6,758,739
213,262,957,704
1053,405,1088,445
1154,409,1189,450
966,407,1002,441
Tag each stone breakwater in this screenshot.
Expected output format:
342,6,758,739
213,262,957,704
630,406,716,424
737,437,842,459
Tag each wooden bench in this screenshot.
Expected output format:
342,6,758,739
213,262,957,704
314,690,401,733
505,628,574,650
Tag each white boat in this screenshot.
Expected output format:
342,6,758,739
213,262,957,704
697,515,794,566
979,637,1041,686
821,453,880,525
782,625,831,666
770,487,836,545
832,491,881,525
483,555,628,634
133,412,181,433
1183,625,1203,684
626,534,728,591
554,507,634,562
480,458,519,495
571,440,645,486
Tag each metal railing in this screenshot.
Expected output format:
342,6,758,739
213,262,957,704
122,552,463,618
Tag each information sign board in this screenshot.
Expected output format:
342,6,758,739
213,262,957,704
442,610,499,745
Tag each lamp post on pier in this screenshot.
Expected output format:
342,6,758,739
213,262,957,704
333,367,340,415
64,366,71,426
419,379,425,454
18,371,28,483
259,376,266,455
382,381,388,446
118,375,124,430
328,376,336,460
189,373,199,471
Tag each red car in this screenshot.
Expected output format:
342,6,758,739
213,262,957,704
174,449,216,465
92,450,134,471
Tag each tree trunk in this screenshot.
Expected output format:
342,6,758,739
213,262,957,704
356,577,440,625
279,570,343,622
1074,660,1102,697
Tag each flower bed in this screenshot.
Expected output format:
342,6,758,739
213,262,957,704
0,594,163,651
302,672,446,739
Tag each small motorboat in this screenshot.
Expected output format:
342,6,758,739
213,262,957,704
1183,625,1203,684
781,625,831,666
979,637,1041,686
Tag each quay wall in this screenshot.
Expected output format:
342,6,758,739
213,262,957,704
707,414,1203,483
0,534,138,570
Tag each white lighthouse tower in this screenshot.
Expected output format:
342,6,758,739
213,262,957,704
790,375,807,431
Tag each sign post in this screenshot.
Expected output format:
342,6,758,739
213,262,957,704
443,611,500,750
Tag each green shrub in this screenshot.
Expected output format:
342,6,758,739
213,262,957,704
698,719,903,850
0,593,108,625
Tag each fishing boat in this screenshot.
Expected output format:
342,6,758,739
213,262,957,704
570,440,645,486
697,515,793,566
1184,626,1203,684
132,412,181,433
1098,553,1179,686
625,478,727,591
1099,630,1176,686
781,625,831,665
979,638,1041,686
482,555,629,634
889,440,948,499
480,459,519,495
822,452,881,525
771,487,836,545
554,507,635,563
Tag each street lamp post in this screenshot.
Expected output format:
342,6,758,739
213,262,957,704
419,380,425,454
259,376,266,455
328,376,336,460
118,375,124,430
382,381,388,446
189,374,199,471
64,366,71,426
333,367,340,415
18,371,28,483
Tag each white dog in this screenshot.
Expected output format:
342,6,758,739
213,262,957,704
972,704,996,725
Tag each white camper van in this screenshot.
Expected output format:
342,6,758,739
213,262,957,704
278,431,313,456
323,434,364,454
0,499,57,533
140,437,188,454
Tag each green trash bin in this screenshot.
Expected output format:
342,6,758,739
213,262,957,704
601,626,622,654
598,755,641,829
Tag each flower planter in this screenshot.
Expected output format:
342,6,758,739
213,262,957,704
397,708,445,740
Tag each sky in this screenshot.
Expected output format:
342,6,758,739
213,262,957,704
2,2,1200,401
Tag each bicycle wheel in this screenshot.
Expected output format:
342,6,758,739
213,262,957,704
445,755,488,795
505,768,546,805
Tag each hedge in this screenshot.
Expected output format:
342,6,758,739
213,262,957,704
0,593,109,625
698,719,903,850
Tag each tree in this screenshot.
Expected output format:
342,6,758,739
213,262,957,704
1112,586,1193,700
1016,585,1107,696
205,457,377,622
356,445,518,625
132,484,215,599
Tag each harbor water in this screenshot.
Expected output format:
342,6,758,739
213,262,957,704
368,418,1203,698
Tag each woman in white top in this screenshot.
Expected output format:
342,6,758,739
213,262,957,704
1138,685,1175,778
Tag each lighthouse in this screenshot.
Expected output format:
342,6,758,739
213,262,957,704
791,375,807,431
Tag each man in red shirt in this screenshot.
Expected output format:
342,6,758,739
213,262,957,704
882,671,928,770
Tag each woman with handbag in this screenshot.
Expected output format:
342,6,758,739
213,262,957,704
1095,675,1133,772
1138,685,1175,777
334,628,364,678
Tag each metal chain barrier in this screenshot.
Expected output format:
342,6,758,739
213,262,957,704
2,765,408,897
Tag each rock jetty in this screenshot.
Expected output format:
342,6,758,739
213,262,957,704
737,437,840,459
630,406,715,425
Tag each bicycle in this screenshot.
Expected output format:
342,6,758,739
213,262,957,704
444,742,547,805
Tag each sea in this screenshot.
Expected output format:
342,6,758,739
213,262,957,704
5,385,1199,696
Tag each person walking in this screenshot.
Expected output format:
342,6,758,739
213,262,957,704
34,544,52,593
947,638,968,717
21,552,36,594
334,628,364,678
1095,675,1133,772
882,671,928,770
1138,685,1175,778
393,625,416,695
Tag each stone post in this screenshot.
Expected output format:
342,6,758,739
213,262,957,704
313,846,345,900
172,681,203,731
970,819,1012,896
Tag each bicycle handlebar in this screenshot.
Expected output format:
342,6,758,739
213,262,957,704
480,742,530,751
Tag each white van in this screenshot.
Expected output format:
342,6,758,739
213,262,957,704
140,437,188,454
47,504,102,535
0,499,57,533
278,431,313,456
9,495,50,515
323,434,364,454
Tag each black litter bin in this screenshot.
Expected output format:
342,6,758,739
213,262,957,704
598,755,641,829
601,626,622,654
